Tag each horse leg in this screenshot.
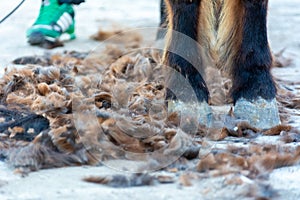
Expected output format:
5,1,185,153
220,0,280,129
163,0,211,126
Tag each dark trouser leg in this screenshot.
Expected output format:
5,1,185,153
232,0,280,129
58,0,85,4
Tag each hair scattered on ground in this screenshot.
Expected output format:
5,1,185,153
0,28,299,198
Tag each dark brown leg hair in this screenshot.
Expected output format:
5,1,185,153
230,0,276,103
163,0,209,103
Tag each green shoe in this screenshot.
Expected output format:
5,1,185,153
27,0,76,47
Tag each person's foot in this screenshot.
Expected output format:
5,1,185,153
26,0,76,49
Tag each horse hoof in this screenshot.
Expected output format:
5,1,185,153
234,97,281,129
167,100,213,128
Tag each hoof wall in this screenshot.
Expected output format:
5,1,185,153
234,98,281,129
167,100,212,128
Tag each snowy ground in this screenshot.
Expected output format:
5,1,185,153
0,0,300,199
0,0,160,73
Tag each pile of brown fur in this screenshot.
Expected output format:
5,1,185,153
0,29,299,191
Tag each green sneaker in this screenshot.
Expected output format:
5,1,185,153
27,0,76,47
